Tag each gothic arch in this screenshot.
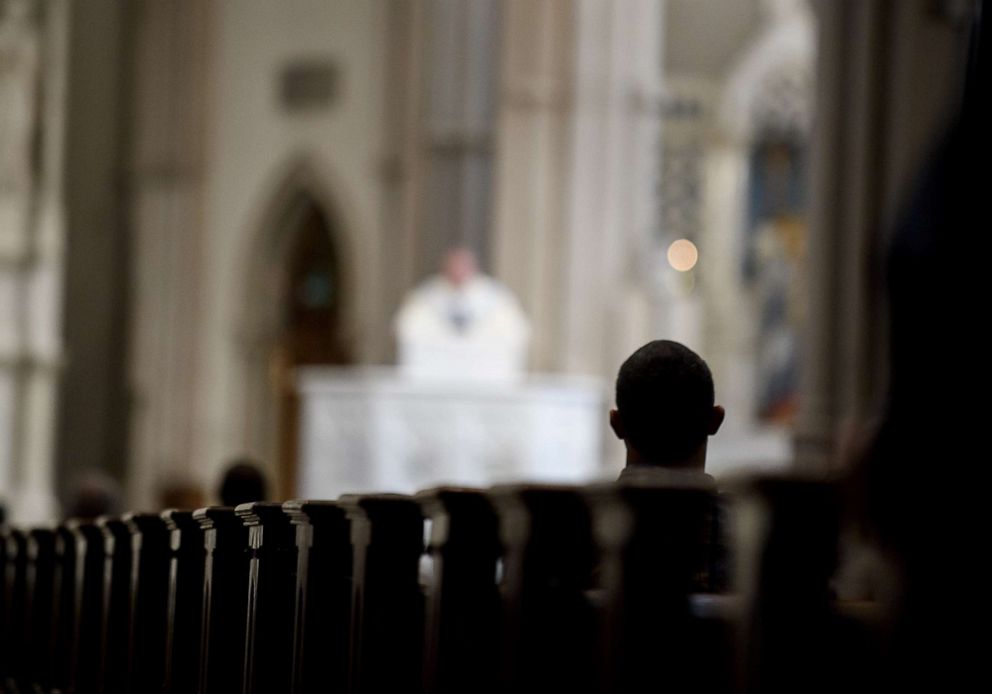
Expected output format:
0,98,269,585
235,156,355,496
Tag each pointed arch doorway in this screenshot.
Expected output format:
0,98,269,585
273,201,350,496
244,182,352,500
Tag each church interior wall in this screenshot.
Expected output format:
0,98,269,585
190,0,391,502
119,0,391,508
0,0,977,521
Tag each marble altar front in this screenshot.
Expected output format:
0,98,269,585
296,367,606,499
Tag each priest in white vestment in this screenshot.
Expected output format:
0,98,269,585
394,248,530,382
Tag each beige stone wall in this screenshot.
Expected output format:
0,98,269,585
38,0,977,515
125,0,391,507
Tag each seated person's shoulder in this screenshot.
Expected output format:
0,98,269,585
617,465,717,490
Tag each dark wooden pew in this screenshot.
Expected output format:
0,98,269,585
282,500,352,694
418,488,501,694
98,517,134,694
162,509,206,694
488,485,599,694
0,528,7,671
50,524,82,693
0,473,901,694
26,528,57,692
1,528,28,689
70,521,108,694
124,513,172,692
196,506,251,694
341,494,425,694
590,475,731,694
238,502,299,694
734,475,845,694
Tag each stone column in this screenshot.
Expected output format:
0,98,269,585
0,0,69,524
492,0,664,379
56,0,131,509
795,0,969,470
378,0,429,364
121,0,211,509
490,0,576,372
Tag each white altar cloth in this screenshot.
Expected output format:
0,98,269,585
296,367,606,499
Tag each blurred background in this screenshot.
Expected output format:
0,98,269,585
0,0,973,523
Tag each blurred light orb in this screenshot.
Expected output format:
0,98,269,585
667,239,699,272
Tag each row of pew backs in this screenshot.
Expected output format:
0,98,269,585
0,475,881,694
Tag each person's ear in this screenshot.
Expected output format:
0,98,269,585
709,405,726,436
609,409,626,440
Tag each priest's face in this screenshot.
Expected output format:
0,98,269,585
443,248,477,288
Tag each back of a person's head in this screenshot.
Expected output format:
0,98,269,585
65,470,123,521
615,340,715,465
218,459,268,507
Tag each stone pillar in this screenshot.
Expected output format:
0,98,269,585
378,0,428,364
795,0,969,470
698,122,757,447
490,0,575,373
122,0,211,508
492,0,664,379
0,0,69,524
56,0,131,510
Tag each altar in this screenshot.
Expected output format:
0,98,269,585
296,367,606,499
